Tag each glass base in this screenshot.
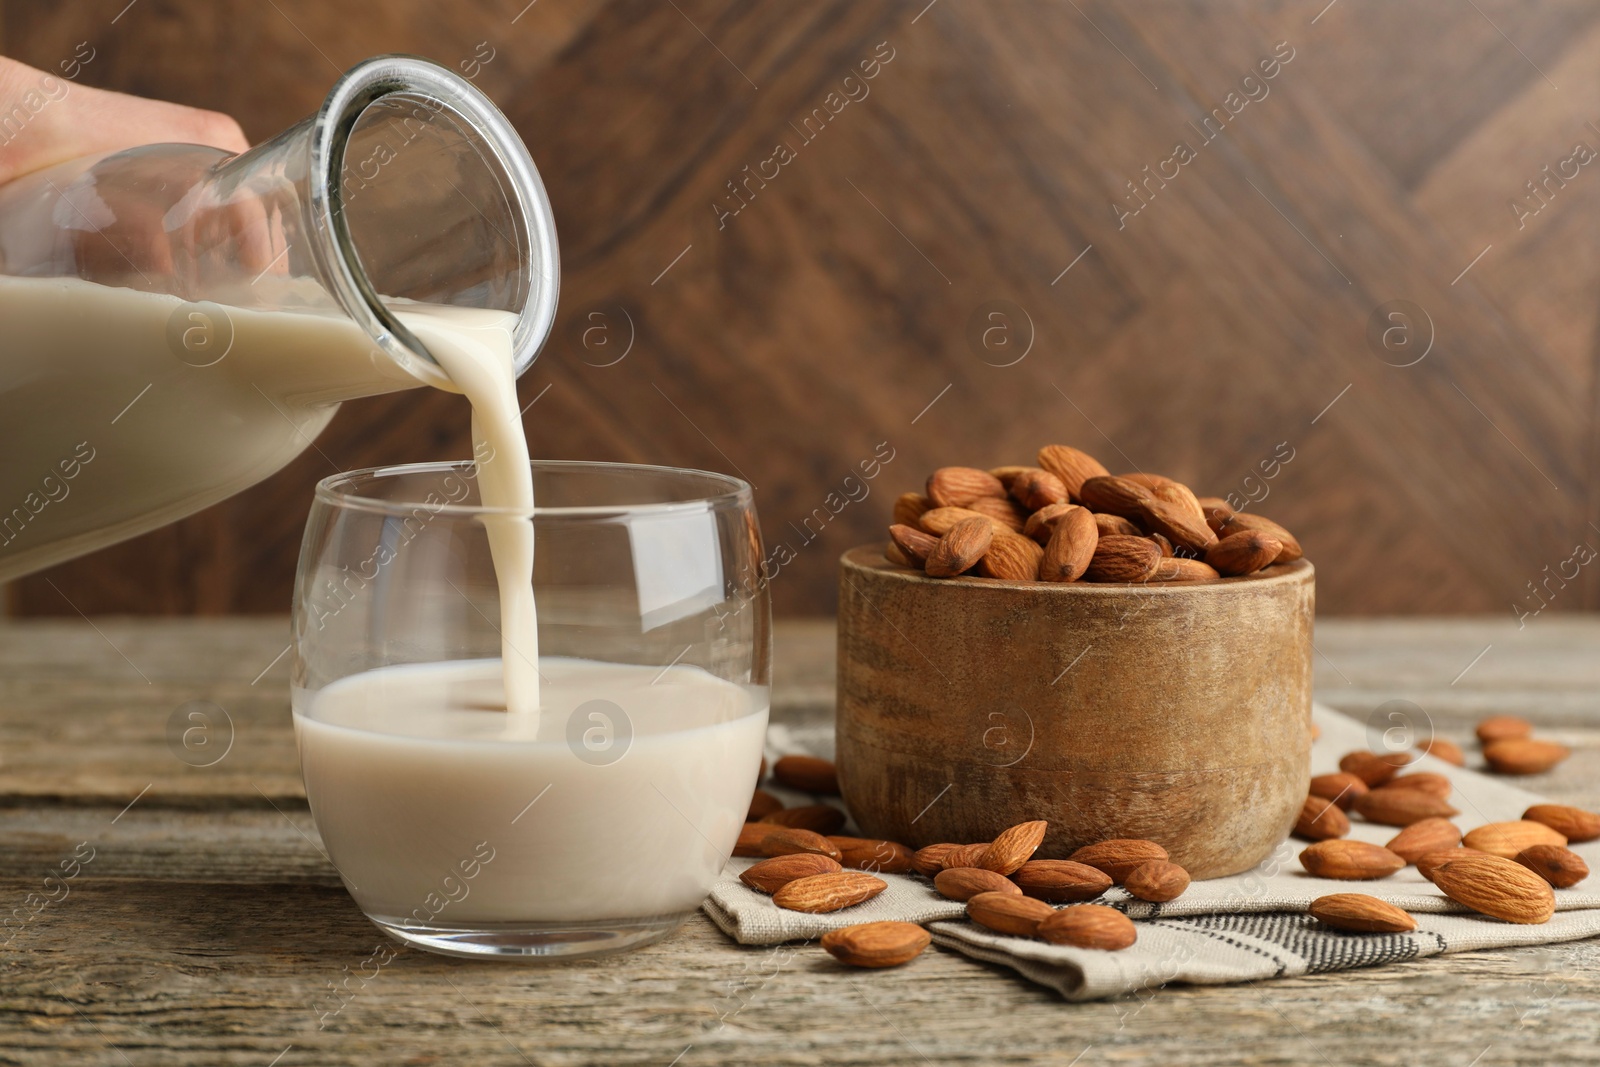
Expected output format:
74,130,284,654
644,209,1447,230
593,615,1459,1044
368,912,689,960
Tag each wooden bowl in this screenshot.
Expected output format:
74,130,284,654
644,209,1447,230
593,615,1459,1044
835,545,1314,879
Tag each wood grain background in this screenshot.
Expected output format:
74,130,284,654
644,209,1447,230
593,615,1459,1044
1,0,1596,619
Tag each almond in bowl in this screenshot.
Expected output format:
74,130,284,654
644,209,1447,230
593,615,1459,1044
838,444,1314,880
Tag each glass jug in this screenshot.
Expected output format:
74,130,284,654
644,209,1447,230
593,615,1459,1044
0,55,559,583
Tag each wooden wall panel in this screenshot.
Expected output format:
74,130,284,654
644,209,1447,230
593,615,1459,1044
1,0,1597,621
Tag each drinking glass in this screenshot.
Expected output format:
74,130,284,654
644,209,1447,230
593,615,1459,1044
292,460,770,959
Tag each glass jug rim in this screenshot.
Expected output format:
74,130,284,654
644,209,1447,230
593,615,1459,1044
315,459,753,518
310,54,560,380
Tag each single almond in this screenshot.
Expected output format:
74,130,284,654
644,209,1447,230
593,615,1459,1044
978,531,1045,581
1124,860,1190,902
918,505,999,536
740,852,843,894
1069,839,1170,883
1523,804,1600,844
965,495,1028,533
1204,530,1282,576
1385,818,1462,863
1077,475,1155,519
747,789,783,822
1040,507,1098,582
1461,820,1567,859
884,539,913,567
988,465,1032,489
1295,794,1350,840
761,804,847,835
1308,772,1369,810
1483,737,1571,775
1093,513,1141,538
925,516,993,578
1387,772,1451,799
926,466,1006,508
1419,736,1466,766
1197,496,1234,530
977,820,1049,874
892,492,932,528
1010,468,1070,511
772,871,888,913
1150,480,1208,527
911,843,960,877
1514,844,1589,889
1475,715,1533,743
965,891,1056,937
1036,904,1138,950
1084,535,1161,583
1338,750,1410,787
934,867,1022,901
1138,498,1218,554
829,837,914,874
735,822,781,857
1214,512,1302,563
821,921,931,968
1152,557,1220,581
888,524,939,566
758,826,845,861
943,843,992,870
1023,502,1078,544
1416,847,1491,882
1308,893,1417,933
1298,839,1406,880
1012,860,1113,902
1352,787,1460,827
772,754,840,795
1431,853,1555,924
1148,531,1174,557
1117,472,1176,492
1036,445,1110,500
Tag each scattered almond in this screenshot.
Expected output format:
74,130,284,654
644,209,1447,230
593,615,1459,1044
821,921,931,968
1462,821,1567,859
1308,893,1417,933
1298,840,1407,880
772,754,840,795
747,789,783,822
927,466,1006,508
1039,507,1098,582
1416,847,1491,882
1352,787,1460,827
1012,860,1113,902
829,837,914,874
1419,736,1466,766
1386,772,1451,799
758,826,844,861
978,531,1045,581
925,516,993,578
1036,445,1110,500
911,843,960,877
1308,772,1369,810
761,804,847,836
1124,860,1190,902
1295,794,1350,840
1514,844,1589,889
978,820,1049,875
1431,853,1555,924
1523,804,1600,844
740,853,843,894
735,822,781,857
1069,839,1170,883
934,867,1022,902
1338,750,1409,787
887,523,939,566
965,891,1055,937
1475,715,1533,743
1084,535,1161,583
1483,737,1571,775
772,871,888,913
1384,818,1462,863
1036,904,1138,950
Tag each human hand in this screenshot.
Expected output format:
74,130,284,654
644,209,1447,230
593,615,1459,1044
0,54,247,186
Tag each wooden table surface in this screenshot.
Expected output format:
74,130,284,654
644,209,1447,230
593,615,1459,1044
2,616,1597,1066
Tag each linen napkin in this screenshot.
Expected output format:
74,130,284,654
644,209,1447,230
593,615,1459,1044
702,704,1600,1000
